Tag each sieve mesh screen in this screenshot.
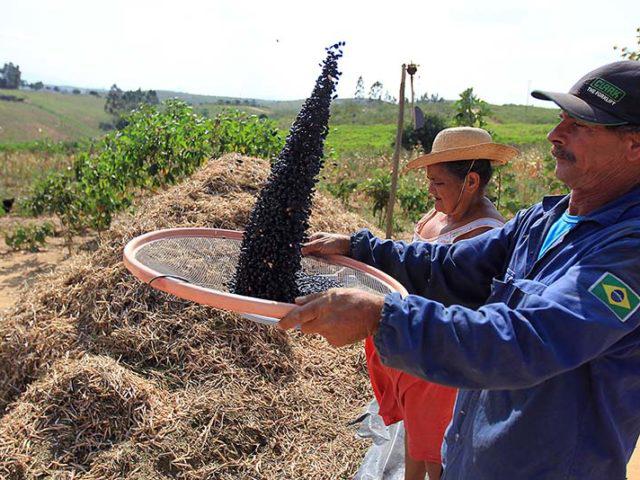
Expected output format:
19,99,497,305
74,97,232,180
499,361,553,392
134,236,395,297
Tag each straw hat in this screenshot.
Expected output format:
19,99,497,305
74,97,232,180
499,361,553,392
404,127,519,171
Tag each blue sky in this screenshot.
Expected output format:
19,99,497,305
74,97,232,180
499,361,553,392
1,0,638,106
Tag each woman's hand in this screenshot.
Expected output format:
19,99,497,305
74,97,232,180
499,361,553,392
301,232,351,256
278,288,385,347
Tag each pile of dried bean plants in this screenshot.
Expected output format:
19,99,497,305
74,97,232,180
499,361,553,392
0,154,380,479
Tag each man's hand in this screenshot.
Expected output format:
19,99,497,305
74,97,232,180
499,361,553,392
278,288,385,347
301,232,351,256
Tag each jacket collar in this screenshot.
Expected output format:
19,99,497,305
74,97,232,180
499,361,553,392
540,184,640,226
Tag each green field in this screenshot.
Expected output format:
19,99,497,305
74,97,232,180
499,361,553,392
325,124,396,157
0,89,111,143
0,88,558,155
322,122,554,158
487,122,555,145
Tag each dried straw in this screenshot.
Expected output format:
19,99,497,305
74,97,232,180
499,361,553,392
0,154,379,479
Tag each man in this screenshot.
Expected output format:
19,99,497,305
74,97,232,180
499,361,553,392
279,61,640,479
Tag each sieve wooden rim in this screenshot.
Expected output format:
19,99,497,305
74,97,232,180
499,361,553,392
123,227,409,319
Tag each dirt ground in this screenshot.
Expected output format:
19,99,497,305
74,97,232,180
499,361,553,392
1,217,639,477
0,240,68,310
0,216,94,310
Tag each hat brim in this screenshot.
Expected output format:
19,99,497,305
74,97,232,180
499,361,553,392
531,90,628,126
404,143,519,172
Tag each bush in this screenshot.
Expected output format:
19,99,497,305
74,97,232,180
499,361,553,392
25,101,285,236
397,176,431,222
23,169,86,244
453,87,491,128
400,114,448,152
4,222,54,252
360,168,391,226
325,178,358,206
213,110,284,161
359,168,433,230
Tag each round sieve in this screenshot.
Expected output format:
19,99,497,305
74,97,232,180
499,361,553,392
123,228,408,324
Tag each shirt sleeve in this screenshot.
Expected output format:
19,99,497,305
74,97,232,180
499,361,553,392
374,234,640,390
349,211,521,307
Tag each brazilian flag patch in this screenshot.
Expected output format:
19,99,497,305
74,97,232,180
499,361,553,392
589,272,640,322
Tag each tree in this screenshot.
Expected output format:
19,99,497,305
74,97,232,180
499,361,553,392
30,81,44,91
105,84,124,114
369,81,383,101
105,84,159,116
0,63,22,89
453,87,491,128
383,90,396,103
614,27,640,61
419,92,444,103
354,76,365,99
400,113,448,151
105,84,160,128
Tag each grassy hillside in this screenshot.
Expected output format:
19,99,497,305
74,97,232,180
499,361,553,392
0,87,558,150
323,121,556,158
264,99,558,129
0,89,111,144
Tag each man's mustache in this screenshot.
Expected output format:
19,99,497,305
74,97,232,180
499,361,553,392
551,146,576,162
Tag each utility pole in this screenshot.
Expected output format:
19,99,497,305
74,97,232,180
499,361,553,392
385,64,406,239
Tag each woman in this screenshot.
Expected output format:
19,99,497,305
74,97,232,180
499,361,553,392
363,127,518,480
304,127,518,480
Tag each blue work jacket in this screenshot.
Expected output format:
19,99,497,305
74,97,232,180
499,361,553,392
350,185,640,480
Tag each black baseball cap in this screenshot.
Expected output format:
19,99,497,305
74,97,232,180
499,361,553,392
531,61,640,126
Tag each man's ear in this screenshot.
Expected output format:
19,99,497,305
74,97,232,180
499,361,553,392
628,133,640,163
466,172,481,193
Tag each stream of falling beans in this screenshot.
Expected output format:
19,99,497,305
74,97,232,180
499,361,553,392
232,43,345,302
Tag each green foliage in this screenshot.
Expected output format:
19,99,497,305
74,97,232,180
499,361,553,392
23,169,86,241
325,124,396,157
400,114,448,151
488,123,555,145
0,63,21,89
369,81,384,101
4,221,54,252
0,139,82,154
418,92,445,103
453,88,491,128
0,84,560,146
614,27,640,61
397,176,431,222
24,100,284,236
325,178,359,206
105,84,159,116
489,145,567,218
354,76,365,99
358,169,432,228
360,168,391,226
105,84,160,129
212,110,284,160
489,104,558,124
0,87,113,144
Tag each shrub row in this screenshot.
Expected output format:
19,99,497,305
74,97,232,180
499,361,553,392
24,101,284,240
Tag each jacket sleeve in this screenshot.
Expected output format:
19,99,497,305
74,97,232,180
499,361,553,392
374,234,640,390
349,212,520,307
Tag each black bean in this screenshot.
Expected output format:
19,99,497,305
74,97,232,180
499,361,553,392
233,43,344,302
295,273,343,297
